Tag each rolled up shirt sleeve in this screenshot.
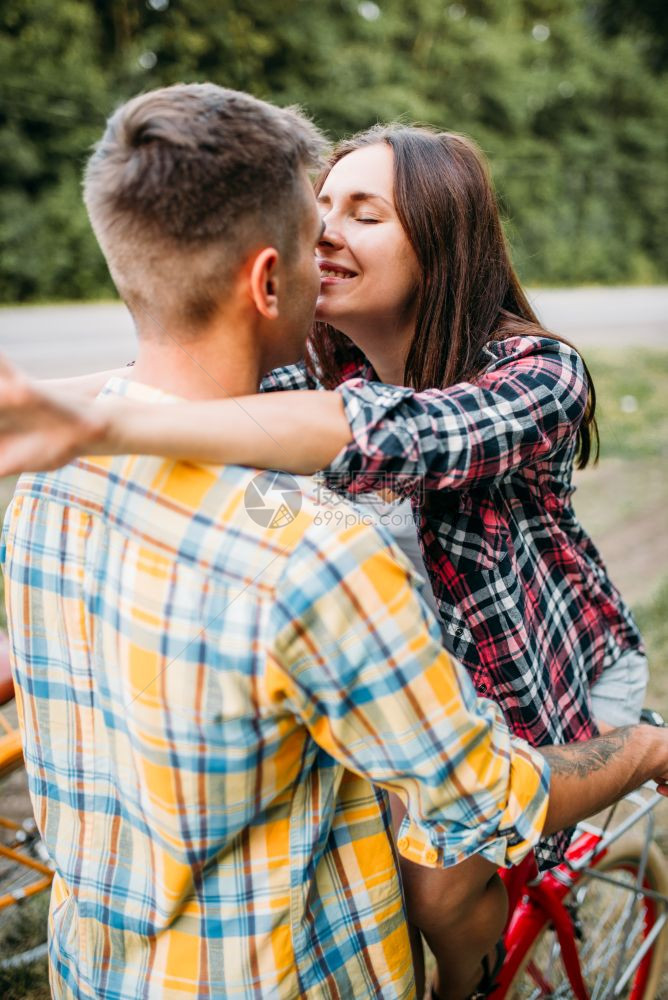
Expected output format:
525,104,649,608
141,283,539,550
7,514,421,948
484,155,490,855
324,336,589,496
268,516,550,869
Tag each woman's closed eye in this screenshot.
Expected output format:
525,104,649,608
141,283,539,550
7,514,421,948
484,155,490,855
356,216,380,224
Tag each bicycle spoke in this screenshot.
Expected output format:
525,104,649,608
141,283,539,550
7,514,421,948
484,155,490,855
507,857,666,1000
526,959,554,995
0,797,52,971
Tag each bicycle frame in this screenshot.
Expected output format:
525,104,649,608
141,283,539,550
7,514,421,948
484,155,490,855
490,785,668,1000
0,701,54,971
0,713,23,776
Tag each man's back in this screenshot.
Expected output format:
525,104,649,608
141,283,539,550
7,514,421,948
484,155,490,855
1,376,417,998
2,379,547,999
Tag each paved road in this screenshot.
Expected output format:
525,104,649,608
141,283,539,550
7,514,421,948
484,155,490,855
0,286,666,378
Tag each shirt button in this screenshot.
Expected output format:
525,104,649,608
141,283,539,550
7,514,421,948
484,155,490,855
397,836,409,852
479,683,489,694
425,847,438,864
454,627,464,637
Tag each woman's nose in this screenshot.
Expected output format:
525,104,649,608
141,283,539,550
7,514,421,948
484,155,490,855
318,215,345,250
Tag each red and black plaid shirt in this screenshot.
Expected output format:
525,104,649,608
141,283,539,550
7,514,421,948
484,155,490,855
261,335,644,866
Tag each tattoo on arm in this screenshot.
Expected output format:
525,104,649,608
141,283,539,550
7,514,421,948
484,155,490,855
542,727,634,779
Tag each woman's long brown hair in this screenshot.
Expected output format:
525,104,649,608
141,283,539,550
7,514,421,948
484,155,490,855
307,125,598,469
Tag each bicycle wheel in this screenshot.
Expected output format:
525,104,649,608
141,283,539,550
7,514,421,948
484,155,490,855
504,835,668,1000
0,708,52,979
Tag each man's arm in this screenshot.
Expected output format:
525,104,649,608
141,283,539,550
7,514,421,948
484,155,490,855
270,516,550,870
541,726,665,835
270,515,668,865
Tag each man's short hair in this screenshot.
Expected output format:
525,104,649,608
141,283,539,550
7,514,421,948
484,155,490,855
84,83,326,330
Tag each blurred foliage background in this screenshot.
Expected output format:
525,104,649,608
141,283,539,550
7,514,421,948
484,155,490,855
0,0,666,303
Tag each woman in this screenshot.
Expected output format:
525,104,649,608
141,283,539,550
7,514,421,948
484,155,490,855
22,124,648,998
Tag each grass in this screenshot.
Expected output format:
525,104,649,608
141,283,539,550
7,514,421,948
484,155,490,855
0,346,666,994
583,348,668,461
0,893,51,999
576,348,668,717
637,579,668,681
0,961,50,1000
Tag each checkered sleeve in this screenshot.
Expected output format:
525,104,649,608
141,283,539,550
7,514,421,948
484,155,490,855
324,336,589,494
260,360,323,393
268,518,550,869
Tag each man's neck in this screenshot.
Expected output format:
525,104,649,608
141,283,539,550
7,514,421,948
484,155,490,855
128,323,263,401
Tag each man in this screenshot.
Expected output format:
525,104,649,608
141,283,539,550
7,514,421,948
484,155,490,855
1,84,667,1000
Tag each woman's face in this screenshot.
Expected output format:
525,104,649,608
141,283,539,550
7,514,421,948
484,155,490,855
315,143,421,350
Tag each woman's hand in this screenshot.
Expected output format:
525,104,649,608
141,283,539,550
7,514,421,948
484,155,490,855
0,354,110,475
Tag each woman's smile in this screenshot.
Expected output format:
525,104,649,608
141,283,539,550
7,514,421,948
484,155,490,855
318,260,358,284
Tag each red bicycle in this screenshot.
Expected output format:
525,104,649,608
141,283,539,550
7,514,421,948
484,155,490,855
0,633,54,974
491,777,668,999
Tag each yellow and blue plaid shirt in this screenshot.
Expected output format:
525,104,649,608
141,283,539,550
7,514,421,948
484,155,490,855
1,378,549,1000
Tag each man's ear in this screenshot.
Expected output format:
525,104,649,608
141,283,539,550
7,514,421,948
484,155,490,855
249,247,280,320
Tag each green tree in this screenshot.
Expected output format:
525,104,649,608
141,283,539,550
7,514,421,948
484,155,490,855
0,0,666,301
0,0,117,300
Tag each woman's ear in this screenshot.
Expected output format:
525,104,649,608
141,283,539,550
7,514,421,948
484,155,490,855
249,247,280,320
